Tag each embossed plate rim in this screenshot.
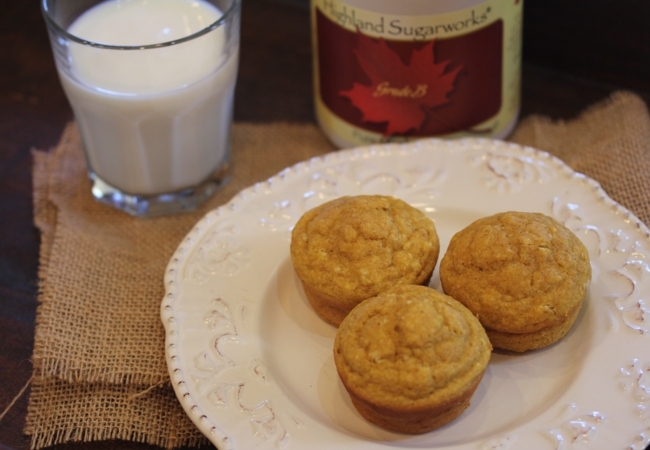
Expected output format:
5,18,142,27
162,137,650,450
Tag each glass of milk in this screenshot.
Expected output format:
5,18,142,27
42,0,241,217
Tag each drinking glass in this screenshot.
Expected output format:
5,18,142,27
42,0,241,216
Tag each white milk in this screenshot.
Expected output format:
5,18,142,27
59,0,238,195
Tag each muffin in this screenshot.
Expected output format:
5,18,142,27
440,211,591,352
290,195,440,327
334,285,492,433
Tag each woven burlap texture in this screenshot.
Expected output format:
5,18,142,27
27,122,335,449
26,91,650,449
510,91,650,226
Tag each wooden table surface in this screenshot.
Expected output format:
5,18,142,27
1,0,649,449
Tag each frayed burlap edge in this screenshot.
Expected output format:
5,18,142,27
26,121,335,449
29,140,212,449
25,376,210,449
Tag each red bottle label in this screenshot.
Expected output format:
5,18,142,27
312,0,522,146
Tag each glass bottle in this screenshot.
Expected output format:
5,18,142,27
311,0,523,148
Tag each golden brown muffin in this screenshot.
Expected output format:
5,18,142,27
290,195,440,327
334,285,492,433
439,211,591,352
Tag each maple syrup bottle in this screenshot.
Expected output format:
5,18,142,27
311,0,523,148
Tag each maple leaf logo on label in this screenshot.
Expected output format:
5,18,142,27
339,32,463,137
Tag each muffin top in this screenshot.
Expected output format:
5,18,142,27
334,285,491,411
440,211,592,334
290,195,439,308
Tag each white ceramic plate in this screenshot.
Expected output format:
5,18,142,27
162,138,650,450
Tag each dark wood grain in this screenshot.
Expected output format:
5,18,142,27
0,0,648,449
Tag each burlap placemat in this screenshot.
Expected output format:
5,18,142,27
25,91,650,449
510,90,650,226
26,122,335,449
